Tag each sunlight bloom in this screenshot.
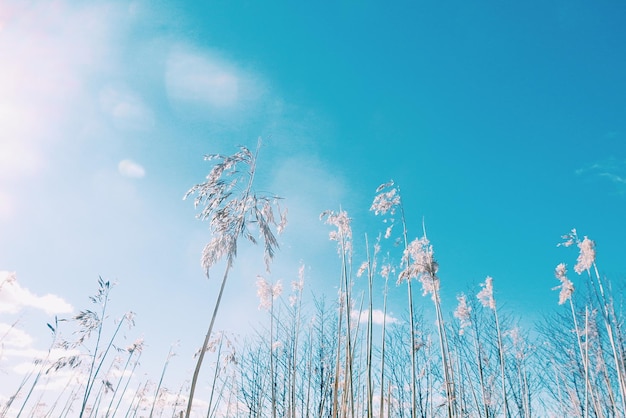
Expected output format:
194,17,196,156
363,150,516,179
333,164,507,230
453,294,472,335
477,276,495,310
574,237,596,275
553,263,574,305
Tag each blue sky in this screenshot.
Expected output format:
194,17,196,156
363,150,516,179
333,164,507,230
1,0,626,411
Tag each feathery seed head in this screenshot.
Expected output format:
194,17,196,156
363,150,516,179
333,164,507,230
371,185,401,216
127,338,144,354
454,294,472,335
553,263,574,305
558,228,577,248
555,263,567,280
574,237,596,275
291,264,305,293
477,276,495,310
320,209,353,255
357,261,368,278
185,140,285,277
380,264,392,280
398,237,439,299
272,341,283,352
256,276,282,310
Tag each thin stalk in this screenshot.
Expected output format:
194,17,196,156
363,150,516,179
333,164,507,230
379,273,389,418
493,307,510,418
399,204,417,418
206,336,224,417
105,346,141,417
290,281,304,418
80,283,110,418
150,345,175,417
568,298,600,418
464,362,482,418
364,235,374,418
185,262,232,417
472,328,489,418
270,296,277,418
111,350,143,418
342,236,355,418
433,290,455,418
591,263,626,415
16,326,57,418
584,307,589,418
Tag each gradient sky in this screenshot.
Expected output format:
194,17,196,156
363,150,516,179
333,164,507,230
1,0,626,407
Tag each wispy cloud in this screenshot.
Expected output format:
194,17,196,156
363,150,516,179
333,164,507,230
0,322,33,349
0,272,73,316
166,47,240,108
100,86,155,131
576,158,626,193
118,159,146,179
164,45,266,120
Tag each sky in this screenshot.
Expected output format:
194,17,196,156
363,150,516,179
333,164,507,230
1,0,626,413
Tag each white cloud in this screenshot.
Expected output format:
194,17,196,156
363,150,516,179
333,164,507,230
0,323,33,348
118,160,146,179
0,271,73,316
351,309,398,326
164,45,269,122
577,158,626,193
100,86,155,131
166,48,240,108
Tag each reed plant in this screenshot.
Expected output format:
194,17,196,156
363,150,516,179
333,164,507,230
4,147,626,418
183,138,286,417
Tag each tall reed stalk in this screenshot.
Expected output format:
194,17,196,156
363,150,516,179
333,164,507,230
183,139,286,417
478,277,509,418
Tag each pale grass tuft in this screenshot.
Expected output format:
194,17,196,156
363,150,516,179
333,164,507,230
574,237,596,275
558,229,597,274
558,228,577,248
320,209,352,255
357,261,368,278
289,265,305,307
184,140,285,277
127,337,145,354
477,276,495,310
398,237,439,299
453,294,472,335
256,276,282,310
552,263,574,305
380,264,392,280
371,186,400,216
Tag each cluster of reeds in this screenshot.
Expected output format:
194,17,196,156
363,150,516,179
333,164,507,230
1,142,624,417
